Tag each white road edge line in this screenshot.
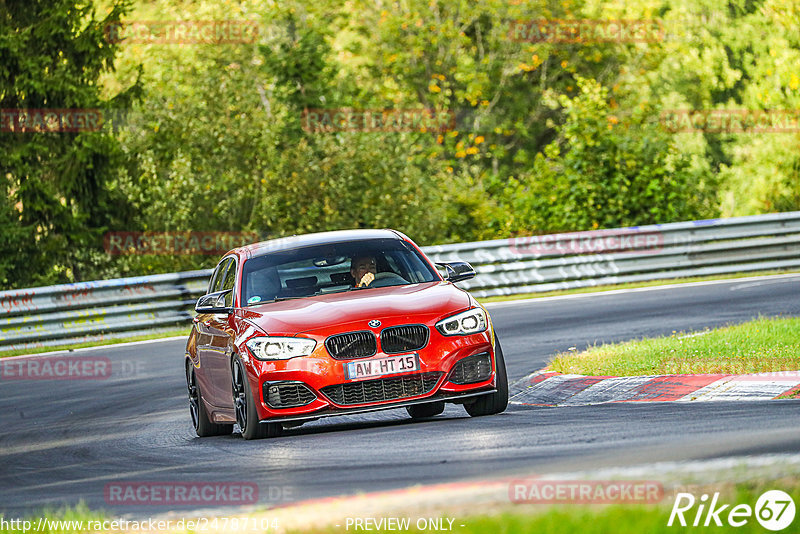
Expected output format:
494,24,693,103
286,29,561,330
3,336,188,360
482,272,800,308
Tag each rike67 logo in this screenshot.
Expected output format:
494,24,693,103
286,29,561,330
669,490,795,531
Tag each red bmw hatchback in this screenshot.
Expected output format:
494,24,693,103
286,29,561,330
185,229,508,439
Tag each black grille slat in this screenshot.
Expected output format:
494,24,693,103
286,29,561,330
264,382,317,408
380,325,429,354
321,372,442,406
449,353,492,385
325,331,377,360
325,384,344,404
343,383,361,405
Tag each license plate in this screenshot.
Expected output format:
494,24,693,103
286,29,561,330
344,354,420,380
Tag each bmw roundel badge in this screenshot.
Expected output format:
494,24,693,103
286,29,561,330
368,319,381,328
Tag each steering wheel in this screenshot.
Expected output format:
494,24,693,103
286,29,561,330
369,272,408,288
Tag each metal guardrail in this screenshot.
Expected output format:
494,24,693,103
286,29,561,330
424,211,800,297
2,212,800,351
0,271,211,351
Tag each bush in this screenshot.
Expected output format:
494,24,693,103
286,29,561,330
504,78,718,235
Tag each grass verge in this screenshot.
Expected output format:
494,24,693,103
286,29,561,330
549,316,800,376
0,327,190,358
2,480,798,533
0,502,106,534
298,479,800,534
477,269,799,304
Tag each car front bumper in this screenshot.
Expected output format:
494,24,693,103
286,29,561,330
258,387,496,425
247,329,497,422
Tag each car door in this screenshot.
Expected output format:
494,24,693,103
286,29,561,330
195,257,235,408
204,256,239,408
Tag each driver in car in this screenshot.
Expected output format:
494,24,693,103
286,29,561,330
350,255,377,287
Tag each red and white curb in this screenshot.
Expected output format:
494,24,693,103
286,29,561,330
510,371,800,406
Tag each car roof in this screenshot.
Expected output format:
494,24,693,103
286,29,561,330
235,229,406,259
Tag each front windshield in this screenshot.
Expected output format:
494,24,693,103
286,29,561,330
241,238,439,306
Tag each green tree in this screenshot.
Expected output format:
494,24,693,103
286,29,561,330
111,5,453,280
507,78,717,233
0,0,140,288
8,0,795,286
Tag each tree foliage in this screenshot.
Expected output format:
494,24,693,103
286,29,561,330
3,0,799,288
0,0,140,287
506,78,717,233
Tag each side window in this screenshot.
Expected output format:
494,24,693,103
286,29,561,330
209,258,233,294
208,259,226,294
220,258,237,306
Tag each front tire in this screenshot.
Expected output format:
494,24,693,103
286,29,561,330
406,401,445,419
187,365,233,437
464,338,509,417
232,356,282,440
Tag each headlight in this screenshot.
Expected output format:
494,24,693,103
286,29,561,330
246,337,316,360
435,308,487,336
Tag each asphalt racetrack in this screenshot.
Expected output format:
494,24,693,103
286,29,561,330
1,275,799,516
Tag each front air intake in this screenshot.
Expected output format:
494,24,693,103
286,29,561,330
448,353,492,384
263,381,317,408
321,372,442,406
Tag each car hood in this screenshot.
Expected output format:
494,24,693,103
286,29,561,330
239,281,472,336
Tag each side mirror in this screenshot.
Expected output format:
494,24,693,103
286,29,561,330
435,261,476,283
195,289,233,314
